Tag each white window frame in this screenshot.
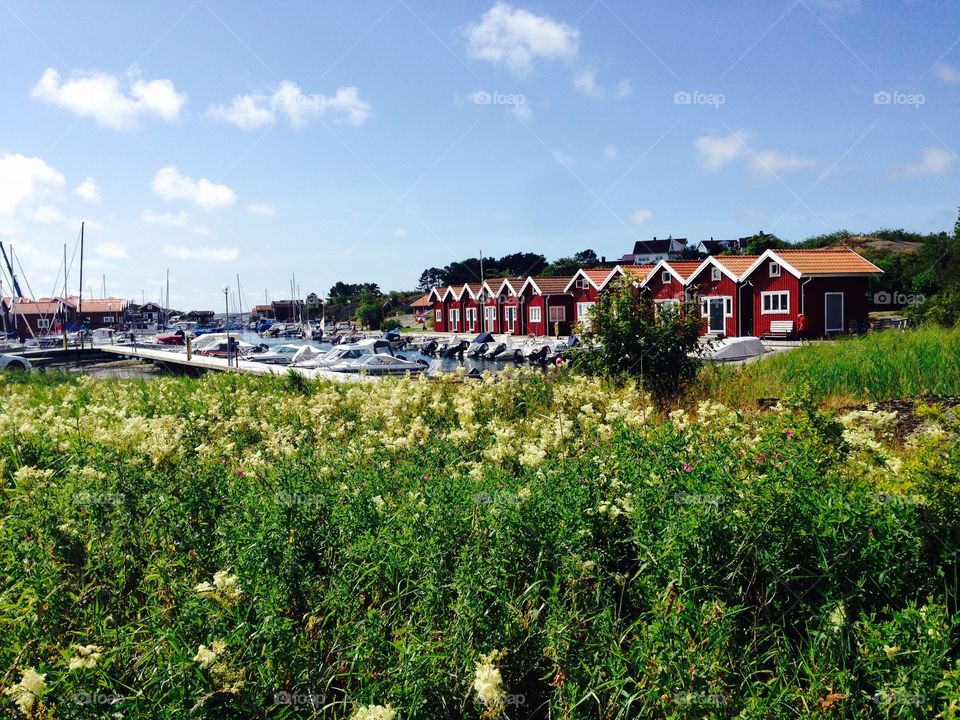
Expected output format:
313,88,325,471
449,308,460,330
102,315,114,323
466,307,477,331
576,301,595,328
769,262,781,278
529,306,541,323
661,270,671,284
548,305,566,322
711,267,722,282
761,291,790,314
484,305,496,331
575,277,589,289
505,305,517,333
37,318,51,329
435,309,442,321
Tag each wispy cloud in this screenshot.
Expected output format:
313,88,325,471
247,202,275,216
163,244,238,262
74,177,101,203
889,147,956,179
152,166,236,210
209,81,373,129
31,68,186,130
629,208,653,225
933,63,960,86
464,2,579,75
694,130,818,177
573,67,632,100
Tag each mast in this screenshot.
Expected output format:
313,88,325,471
78,221,84,320
62,243,68,345
165,268,170,327
236,273,244,319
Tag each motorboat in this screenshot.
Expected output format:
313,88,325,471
326,354,427,376
193,338,264,358
467,332,494,358
247,343,318,365
292,338,395,369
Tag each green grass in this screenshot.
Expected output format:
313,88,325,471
696,326,960,407
1,369,958,718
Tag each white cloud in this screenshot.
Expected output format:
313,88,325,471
465,2,580,75
749,150,818,175
163,244,238,262
695,130,751,171
695,130,816,176
603,145,618,160
209,80,372,129
152,166,236,210
890,147,956,178
630,208,653,225
0,153,65,215
572,67,632,100
31,68,186,130
933,63,960,86
247,202,276,216
25,205,65,224
392,228,408,237
74,176,101,203
95,241,127,259
142,208,191,226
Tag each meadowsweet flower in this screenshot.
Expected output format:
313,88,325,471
193,644,218,669
351,704,396,720
372,495,386,511
473,650,506,711
4,668,46,715
197,570,242,606
68,644,103,670
883,644,898,660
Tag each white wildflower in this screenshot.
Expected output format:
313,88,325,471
193,644,218,669
197,570,242,606
351,704,397,720
68,643,103,671
473,650,506,711
4,668,46,715
372,495,386,511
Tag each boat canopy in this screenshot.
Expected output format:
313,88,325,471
382,328,401,340
472,332,495,344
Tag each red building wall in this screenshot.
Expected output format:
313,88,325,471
750,257,800,337
688,268,739,336
521,291,574,337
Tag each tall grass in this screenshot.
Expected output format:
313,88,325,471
1,371,958,717
696,326,960,407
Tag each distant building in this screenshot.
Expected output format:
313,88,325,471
250,304,274,320
3,297,76,338
620,237,688,265
68,296,129,329
185,310,216,326
271,300,300,322
696,237,748,255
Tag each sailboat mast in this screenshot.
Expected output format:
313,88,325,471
78,221,84,320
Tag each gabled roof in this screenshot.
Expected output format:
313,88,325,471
491,277,525,297
71,297,128,313
601,264,656,289
428,286,449,302
411,293,432,309
521,276,574,295
689,255,761,283
460,283,486,300
641,260,703,287
630,237,687,255
563,268,611,292
741,247,884,280
9,299,65,315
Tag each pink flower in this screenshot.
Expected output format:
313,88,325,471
683,462,694,473
235,470,245,477
786,430,795,439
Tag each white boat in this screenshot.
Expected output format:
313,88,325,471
700,336,767,362
327,354,427,376
293,338,395,369
247,343,319,365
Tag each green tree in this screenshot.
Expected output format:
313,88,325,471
569,277,705,403
355,291,383,330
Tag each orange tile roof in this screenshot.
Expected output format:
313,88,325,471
713,255,760,277
528,276,574,294
462,283,485,298
411,293,432,308
72,298,128,313
775,248,882,275
621,264,655,282
10,300,63,315
583,268,610,285
665,261,704,281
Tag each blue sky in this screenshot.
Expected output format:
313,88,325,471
0,0,957,310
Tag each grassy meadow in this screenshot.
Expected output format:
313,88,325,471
697,326,960,407
1,345,959,718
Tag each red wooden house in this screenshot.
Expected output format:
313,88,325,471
518,276,574,337
639,260,703,309
599,264,656,293
480,280,501,334
686,255,759,337
428,286,452,332
564,268,613,329
492,277,525,335
458,283,485,335
740,248,882,338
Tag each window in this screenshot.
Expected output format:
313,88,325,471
103,316,114,323
467,307,477,330
529,306,542,323
576,302,595,329
769,262,781,278
661,270,671,284
37,318,51,329
450,309,460,329
435,309,442,321
711,267,722,282
548,305,566,322
575,277,589,289
761,291,790,314
724,298,732,316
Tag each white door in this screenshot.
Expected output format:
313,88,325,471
506,306,516,333
825,292,844,334
484,306,495,332
577,302,595,329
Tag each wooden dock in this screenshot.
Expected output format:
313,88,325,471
98,345,381,382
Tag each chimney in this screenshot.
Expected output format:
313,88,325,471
653,236,657,241
601,256,606,263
